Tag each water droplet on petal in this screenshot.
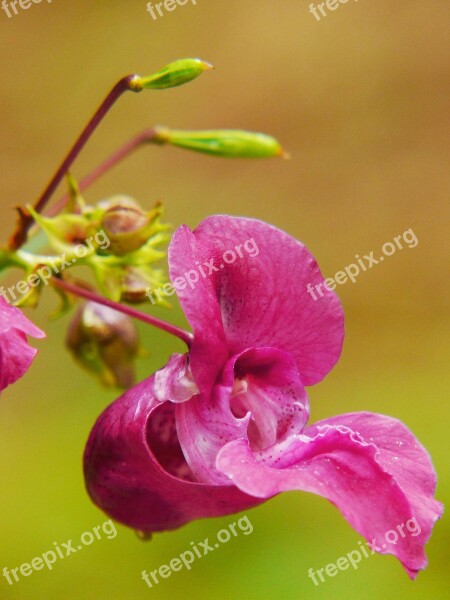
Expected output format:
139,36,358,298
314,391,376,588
135,530,153,541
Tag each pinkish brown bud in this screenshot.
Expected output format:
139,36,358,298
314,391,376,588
66,301,140,388
98,196,162,255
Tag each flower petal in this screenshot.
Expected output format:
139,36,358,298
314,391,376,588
154,353,199,403
168,225,228,395
175,379,250,486
309,412,444,577
83,374,262,533
0,297,45,391
169,216,344,391
176,347,309,485
217,416,442,577
230,347,310,450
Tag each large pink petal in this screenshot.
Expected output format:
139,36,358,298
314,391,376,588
168,225,228,395
169,216,344,390
84,374,262,533
176,347,309,485
0,298,45,391
309,412,443,576
217,417,442,578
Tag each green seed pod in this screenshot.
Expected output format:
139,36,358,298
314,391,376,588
137,58,213,90
153,127,285,158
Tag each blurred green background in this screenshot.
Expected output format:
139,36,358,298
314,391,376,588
0,1,448,599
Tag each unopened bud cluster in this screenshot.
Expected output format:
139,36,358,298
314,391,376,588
27,190,170,305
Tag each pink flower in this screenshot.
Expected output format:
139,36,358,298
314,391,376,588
0,297,45,391
84,216,442,578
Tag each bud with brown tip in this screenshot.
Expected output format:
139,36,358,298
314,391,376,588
98,196,165,256
66,301,141,389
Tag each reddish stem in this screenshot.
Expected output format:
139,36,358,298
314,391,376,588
9,75,142,249
52,277,193,348
47,128,161,217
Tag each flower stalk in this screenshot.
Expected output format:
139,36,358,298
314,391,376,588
52,277,193,348
8,58,213,250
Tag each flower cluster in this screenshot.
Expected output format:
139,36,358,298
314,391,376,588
27,193,170,306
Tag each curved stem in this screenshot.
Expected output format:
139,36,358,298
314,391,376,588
47,128,162,218
9,75,142,250
52,277,193,348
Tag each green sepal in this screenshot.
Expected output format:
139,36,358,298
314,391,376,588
26,204,97,256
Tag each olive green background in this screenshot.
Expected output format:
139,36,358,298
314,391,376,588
0,1,448,599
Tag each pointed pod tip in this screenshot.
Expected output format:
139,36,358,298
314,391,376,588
201,60,215,71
